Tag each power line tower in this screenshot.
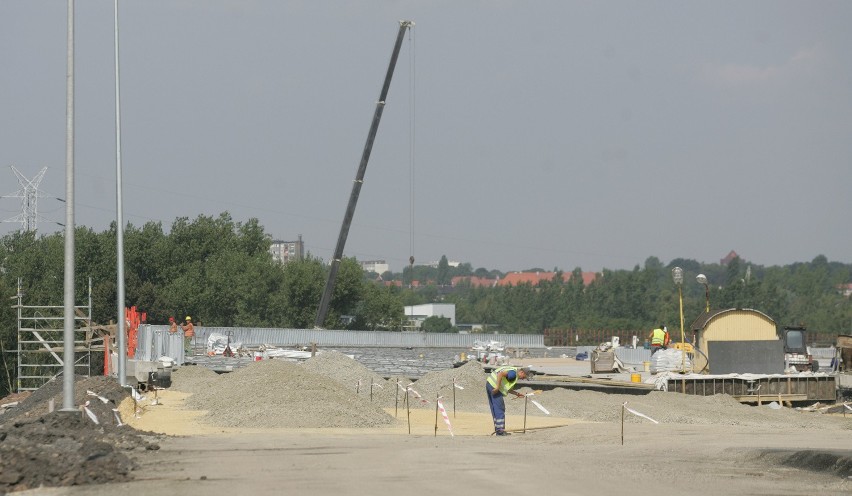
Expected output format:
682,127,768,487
3,166,48,232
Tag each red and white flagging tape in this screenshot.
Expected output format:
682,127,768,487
437,399,454,437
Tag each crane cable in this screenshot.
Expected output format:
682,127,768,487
407,26,416,282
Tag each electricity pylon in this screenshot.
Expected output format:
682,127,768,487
3,166,48,232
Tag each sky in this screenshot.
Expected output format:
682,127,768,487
1,1,850,274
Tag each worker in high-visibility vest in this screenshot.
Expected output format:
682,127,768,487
181,316,195,357
648,325,670,355
485,365,530,436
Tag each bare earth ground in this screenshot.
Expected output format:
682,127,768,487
4,356,852,495
11,387,852,496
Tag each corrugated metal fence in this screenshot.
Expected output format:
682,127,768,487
576,345,653,367
134,325,544,362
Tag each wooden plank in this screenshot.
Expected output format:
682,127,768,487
732,394,808,403
533,375,655,389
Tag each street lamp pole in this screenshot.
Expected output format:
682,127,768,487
696,274,709,313
672,267,686,373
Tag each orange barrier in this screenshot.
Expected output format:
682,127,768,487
125,306,147,359
103,307,147,375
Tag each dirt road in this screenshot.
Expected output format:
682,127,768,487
14,389,852,496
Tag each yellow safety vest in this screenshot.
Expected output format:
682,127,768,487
487,366,519,396
651,328,666,346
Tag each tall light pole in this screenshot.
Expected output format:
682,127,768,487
672,267,686,373
61,0,76,413
114,0,127,386
696,274,709,313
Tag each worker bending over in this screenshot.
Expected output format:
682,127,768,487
485,365,530,436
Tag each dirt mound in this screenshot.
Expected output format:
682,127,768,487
403,360,489,412
0,376,159,494
168,363,221,393
179,359,396,428
301,350,400,406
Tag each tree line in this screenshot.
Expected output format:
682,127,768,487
1,213,850,395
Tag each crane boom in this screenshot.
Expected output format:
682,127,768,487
315,20,414,328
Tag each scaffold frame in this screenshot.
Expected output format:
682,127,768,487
14,277,94,392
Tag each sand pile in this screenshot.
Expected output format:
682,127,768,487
396,360,491,412
533,389,852,429
171,353,850,433
301,350,398,406
169,363,221,393
177,359,395,428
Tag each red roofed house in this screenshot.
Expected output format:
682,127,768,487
450,276,497,288
495,271,597,287
720,250,739,266
384,280,423,288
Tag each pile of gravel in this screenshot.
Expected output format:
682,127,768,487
300,353,491,412
400,360,490,412
169,364,221,393
481,387,851,430
179,359,395,428
172,353,850,433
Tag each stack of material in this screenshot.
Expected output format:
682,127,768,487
591,350,616,373
650,348,693,373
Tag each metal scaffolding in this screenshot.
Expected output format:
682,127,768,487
14,277,96,392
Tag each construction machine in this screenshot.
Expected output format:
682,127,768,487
837,334,852,372
781,326,818,372
314,20,414,328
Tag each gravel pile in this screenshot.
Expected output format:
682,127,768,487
497,388,848,430
302,350,383,385
178,358,395,428
172,353,850,432
397,360,490,412
169,364,221,393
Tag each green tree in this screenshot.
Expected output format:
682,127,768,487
421,315,454,333
278,257,325,328
327,258,366,327
436,255,451,286
352,283,403,331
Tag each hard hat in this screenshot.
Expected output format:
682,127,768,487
185,316,192,321
169,317,174,322
506,370,517,381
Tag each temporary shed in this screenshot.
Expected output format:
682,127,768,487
689,308,778,373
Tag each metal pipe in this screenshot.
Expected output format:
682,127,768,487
61,0,76,412
114,0,127,386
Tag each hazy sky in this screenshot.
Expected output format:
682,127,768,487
1,1,850,273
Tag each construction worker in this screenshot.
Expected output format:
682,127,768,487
648,325,670,355
168,317,178,334
181,316,195,356
485,365,530,436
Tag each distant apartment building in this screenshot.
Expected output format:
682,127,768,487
427,259,460,269
270,235,304,264
404,303,456,330
359,260,390,274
